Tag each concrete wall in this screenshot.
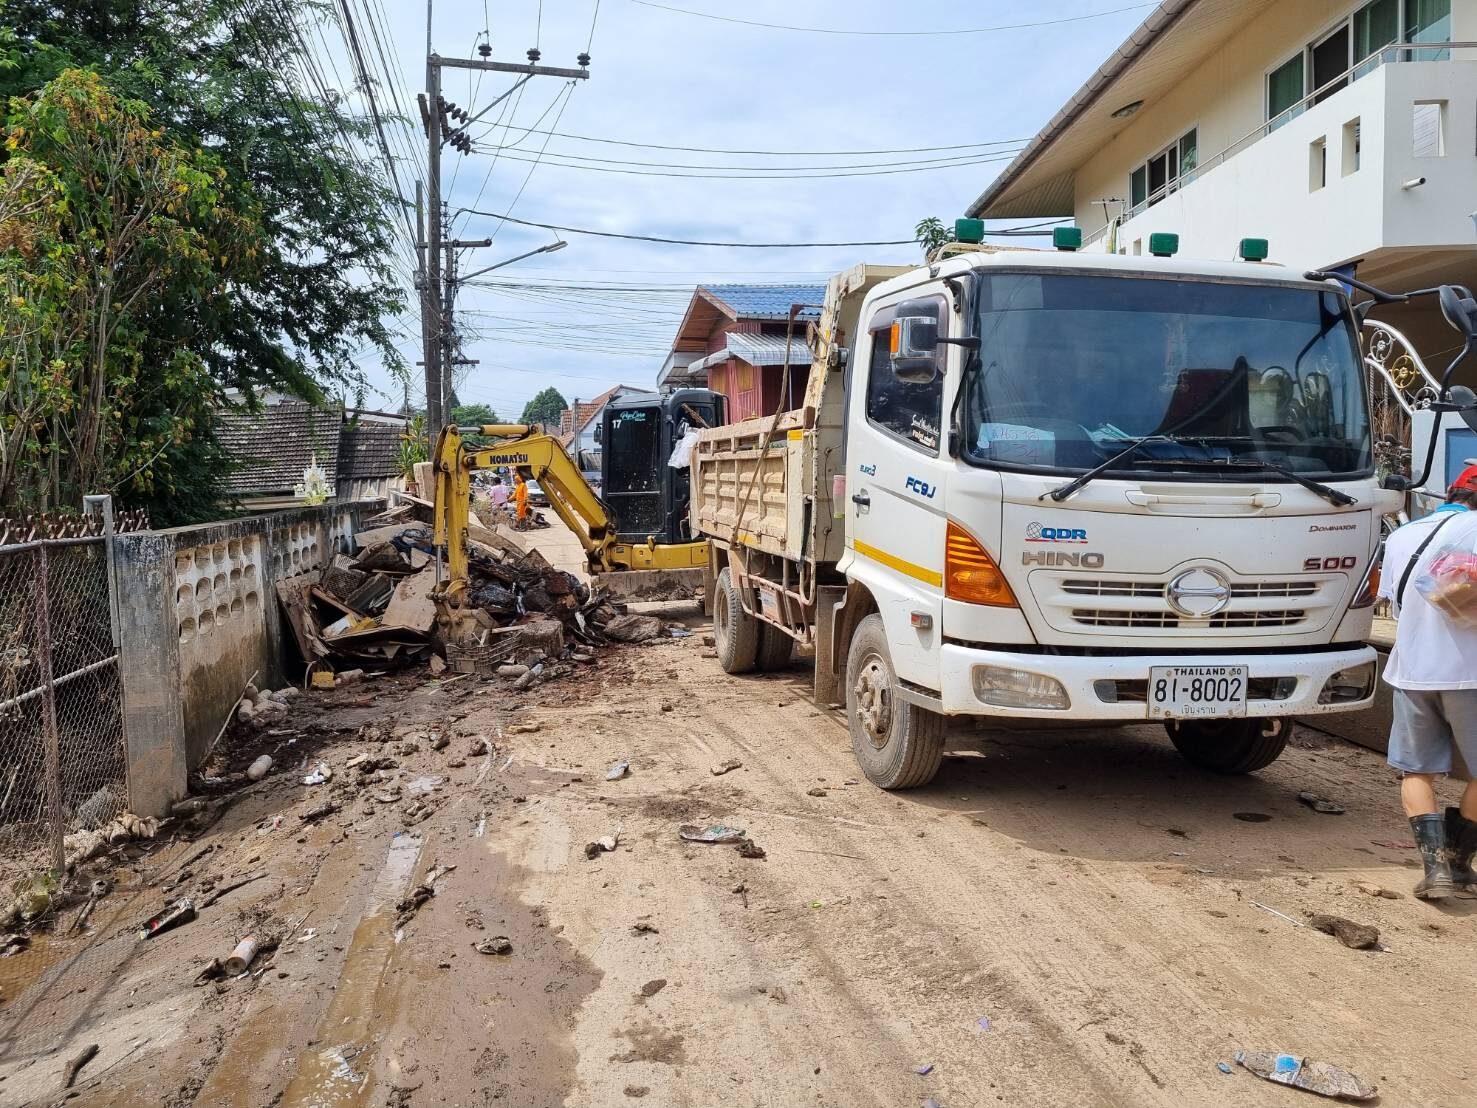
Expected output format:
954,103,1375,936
116,501,377,815
1081,59,1477,272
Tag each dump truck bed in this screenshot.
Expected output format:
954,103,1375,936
690,263,909,566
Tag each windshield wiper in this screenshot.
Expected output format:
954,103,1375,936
1133,457,1357,507
1043,434,1178,502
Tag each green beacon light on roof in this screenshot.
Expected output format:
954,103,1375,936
1053,226,1083,252
1148,232,1179,258
1239,237,1270,262
954,218,985,244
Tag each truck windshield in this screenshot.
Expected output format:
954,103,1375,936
960,272,1371,479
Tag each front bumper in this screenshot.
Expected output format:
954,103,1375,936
936,643,1377,720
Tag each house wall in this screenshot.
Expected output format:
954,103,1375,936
1072,2,1473,241
115,501,376,814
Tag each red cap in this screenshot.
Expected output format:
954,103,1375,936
1451,465,1477,495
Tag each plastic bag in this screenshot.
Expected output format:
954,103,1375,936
1413,516,1477,626
668,427,700,469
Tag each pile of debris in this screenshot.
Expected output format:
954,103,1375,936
276,503,652,677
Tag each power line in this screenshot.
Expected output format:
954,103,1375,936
626,0,1153,36
459,212,921,247
469,122,1028,157
462,148,1021,180
462,145,1025,173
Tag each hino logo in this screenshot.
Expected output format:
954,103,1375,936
1023,551,1105,568
1165,567,1232,618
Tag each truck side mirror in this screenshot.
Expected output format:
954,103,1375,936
593,423,602,444
890,298,940,384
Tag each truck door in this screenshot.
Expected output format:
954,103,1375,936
845,296,950,687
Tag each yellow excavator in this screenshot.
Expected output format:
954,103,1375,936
431,389,722,611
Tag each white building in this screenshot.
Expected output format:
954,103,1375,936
969,0,1476,356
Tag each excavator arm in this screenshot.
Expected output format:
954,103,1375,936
432,423,707,607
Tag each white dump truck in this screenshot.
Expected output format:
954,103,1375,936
691,232,1402,788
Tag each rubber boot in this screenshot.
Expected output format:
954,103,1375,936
1445,806,1477,899
1411,814,1456,901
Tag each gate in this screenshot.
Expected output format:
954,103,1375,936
0,499,145,886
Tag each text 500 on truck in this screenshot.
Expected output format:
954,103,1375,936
691,237,1403,789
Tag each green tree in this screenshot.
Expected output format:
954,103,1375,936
0,70,254,511
0,1,407,522
915,216,950,258
521,387,568,429
450,403,499,428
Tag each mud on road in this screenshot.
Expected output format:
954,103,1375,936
2,605,1475,1107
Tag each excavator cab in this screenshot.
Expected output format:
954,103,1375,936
601,389,725,545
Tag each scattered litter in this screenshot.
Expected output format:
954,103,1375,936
923,1100,942,1108
640,978,667,998
1354,882,1401,900
302,761,333,786
224,935,261,975
735,840,766,860
138,898,196,940
1307,914,1380,950
1371,839,1416,850
585,830,621,859
1297,792,1346,815
914,1063,935,1076
395,884,435,930
605,760,631,781
631,920,659,936
806,787,827,798
601,613,664,643
247,755,274,781
474,936,512,955
1250,901,1306,929
1234,812,1273,823
1234,1051,1376,1101
345,753,369,769
407,775,445,796
0,933,29,957
474,816,487,838
430,732,450,751
1217,1062,1233,1075
976,1017,992,1032
194,958,227,986
424,862,457,885
709,759,742,777
299,801,340,823
678,824,746,844
61,1043,99,1090
507,722,542,735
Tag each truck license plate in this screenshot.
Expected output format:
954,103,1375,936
1148,666,1248,719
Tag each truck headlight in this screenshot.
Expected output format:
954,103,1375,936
1318,662,1375,704
972,666,1070,710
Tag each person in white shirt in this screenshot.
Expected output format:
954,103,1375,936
488,477,510,514
1377,465,1477,900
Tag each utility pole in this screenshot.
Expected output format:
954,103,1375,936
419,30,590,444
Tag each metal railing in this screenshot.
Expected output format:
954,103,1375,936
1086,41,1477,247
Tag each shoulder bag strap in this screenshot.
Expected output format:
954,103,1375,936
1397,513,1459,608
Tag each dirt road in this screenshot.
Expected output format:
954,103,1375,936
2,528,1474,1106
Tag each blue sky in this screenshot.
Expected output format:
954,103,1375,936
343,0,1153,417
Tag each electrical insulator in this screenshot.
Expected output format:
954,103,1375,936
477,42,492,58
577,53,591,67
527,48,541,62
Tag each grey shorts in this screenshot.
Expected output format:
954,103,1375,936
1389,688,1477,775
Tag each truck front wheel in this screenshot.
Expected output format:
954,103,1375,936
1165,717,1288,774
845,614,945,789
713,567,759,674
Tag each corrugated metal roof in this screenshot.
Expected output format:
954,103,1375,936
700,284,826,321
689,332,811,372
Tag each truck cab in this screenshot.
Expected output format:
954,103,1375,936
693,247,1402,788
602,389,724,544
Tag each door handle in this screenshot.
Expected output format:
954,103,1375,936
851,490,871,510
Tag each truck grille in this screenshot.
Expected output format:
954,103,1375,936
1034,574,1340,637
1071,608,1307,629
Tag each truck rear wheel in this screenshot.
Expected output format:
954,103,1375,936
845,614,944,789
713,567,759,674
756,624,793,670
1165,717,1288,774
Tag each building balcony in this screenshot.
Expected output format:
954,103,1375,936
1088,47,1477,288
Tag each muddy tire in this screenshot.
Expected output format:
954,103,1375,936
1165,717,1288,774
756,623,793,671
713,568,759,674
845,613,945,789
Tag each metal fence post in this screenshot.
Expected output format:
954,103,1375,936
33,544,65,875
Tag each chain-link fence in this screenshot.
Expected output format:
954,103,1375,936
0,506,137,890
